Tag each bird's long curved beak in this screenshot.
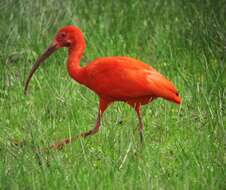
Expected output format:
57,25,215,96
24,42,59,95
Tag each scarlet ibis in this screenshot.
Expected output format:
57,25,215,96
25,25,181,150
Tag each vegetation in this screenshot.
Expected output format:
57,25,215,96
0,0,225,189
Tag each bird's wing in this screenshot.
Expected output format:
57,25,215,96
141,69,181,103
85,57,180,103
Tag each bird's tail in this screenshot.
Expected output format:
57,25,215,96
166,91,182,104
149,71,182,104
160,80,182,104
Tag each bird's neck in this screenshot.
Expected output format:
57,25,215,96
67,42,86,84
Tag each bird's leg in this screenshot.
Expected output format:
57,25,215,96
134,104,144,144
79,109,101,138
49,98,111,150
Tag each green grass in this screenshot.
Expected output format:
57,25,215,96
0,0,226,189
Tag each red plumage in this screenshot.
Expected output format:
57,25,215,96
25,25,181,150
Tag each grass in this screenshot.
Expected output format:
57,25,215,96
0,0,226,189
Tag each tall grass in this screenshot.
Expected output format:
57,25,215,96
0,0,225,189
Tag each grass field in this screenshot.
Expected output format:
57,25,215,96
0,0,226,189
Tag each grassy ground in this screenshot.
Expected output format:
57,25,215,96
0,0,225,189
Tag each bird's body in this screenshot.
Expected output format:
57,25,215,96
72,56,180,105
24,25,181,149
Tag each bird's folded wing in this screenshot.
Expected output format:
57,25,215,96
85,57,180,103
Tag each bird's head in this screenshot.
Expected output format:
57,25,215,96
24,25,84,95
55,25,84,48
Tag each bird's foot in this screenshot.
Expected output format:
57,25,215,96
37,127,99,152
10,139,26,147
49,137,74,151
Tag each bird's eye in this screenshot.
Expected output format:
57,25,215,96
60,32,66,38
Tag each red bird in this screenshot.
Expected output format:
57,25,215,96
25,25,181,149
